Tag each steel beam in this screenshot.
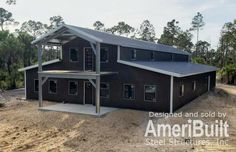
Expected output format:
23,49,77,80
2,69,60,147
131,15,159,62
38,45,43,107
89,79,96,88
170,76,174,113
95,42,101,115
90,42,97,55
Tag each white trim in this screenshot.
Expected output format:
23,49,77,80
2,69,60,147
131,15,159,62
117,46,120,60
18,59,61,72
208,76,211,91
170,76,173,113
100,47,109,63
34,79,39,92
68,80,78,96
100,82,110,99
179,84,184,97
117,60,217,77
123,84,135,100
83,47,94,71
48,79,57,94
192,81,196,91
131,49,137,60
24,71,27,98
144,85,157,102
69,48,79,62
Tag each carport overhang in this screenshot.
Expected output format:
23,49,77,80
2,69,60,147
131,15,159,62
32,24,104,116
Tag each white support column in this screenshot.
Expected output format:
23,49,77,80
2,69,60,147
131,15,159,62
208,75,211,91
24,71,27,99
117,45,120,60
95,42,101,115
170,76,174,113
38,45,43,107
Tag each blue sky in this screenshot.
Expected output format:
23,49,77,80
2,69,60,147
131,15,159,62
1,0,235,49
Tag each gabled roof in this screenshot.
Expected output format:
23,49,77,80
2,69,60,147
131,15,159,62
32,24,190,56
117,60,218,77
18,59,61,72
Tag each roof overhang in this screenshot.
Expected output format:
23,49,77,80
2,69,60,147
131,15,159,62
117,60,218,77
32,24,103,45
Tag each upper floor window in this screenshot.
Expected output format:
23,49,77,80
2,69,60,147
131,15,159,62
144,85,157,102
123,84,135,100
150,51,154,61
192,81,196,91
131,49,137,60
68,81,78,95
100,83,110,98
69,48,79,62
34,79,39,92
101,48,109,63
179,84,184,97
49,80,57,94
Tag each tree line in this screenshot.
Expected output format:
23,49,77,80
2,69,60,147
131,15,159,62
0,5,236,90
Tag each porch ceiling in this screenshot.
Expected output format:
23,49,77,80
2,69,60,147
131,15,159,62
38,70,117,80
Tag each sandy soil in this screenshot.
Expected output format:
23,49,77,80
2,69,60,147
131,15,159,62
0,84,236,152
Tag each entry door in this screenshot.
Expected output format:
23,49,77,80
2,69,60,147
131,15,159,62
84,82,93,104
84,48,94,71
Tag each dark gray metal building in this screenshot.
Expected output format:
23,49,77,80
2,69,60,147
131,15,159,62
19,24,217,114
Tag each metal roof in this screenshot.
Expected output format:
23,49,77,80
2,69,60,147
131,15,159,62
32,24,190,56
118,60,218,77
18,59,61,72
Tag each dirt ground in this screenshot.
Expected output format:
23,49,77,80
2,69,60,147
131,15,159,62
0,84,236,152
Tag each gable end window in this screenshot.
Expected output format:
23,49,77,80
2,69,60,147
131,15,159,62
101,48,109,63
131,49,137,60
34,79,39,92
69,48,79,62
179,84,184,97
68,81,78,95
144,85,157,102
192,81,196,91
123,84,135,100
49,80,57,94
150,51,154,61
100,83,110,98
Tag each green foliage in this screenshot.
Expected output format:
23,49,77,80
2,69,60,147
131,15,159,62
159,19,193,51
107,21,135,37
93,21,105,31
190,12,205,42
48,16,65,29
220,64,236,84
0,8,18,31
138,20,156,42
191,57,206,64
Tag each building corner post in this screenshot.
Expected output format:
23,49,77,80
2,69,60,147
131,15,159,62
38,45,43,107
95,42,101,115
170,76,174,113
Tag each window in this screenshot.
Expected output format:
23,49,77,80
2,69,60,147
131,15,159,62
101,48,109,63
100,83,110,98
179,84,184,97
123,84,135,100
69,48,79,62
150,51,154,61
49,80,57,94
34,79,39,92
68,81,78,95
131,49,137,60
192,81,196,91
144,85,156,102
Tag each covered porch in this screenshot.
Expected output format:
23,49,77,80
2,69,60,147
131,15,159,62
39,103,118,116
32,24,115,116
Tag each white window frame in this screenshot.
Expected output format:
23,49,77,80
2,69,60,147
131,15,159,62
192,81,196,91
68,80,78,95
69,48,79,62
48,80,57,94
131,49,137,60
179,84,184,97
150,51,155,61
34,79,39,92
123,84,135,100
100,82,110,98
100,47,109,63
144,85,157,102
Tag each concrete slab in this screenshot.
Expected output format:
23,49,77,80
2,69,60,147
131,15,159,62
39,103,118,116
